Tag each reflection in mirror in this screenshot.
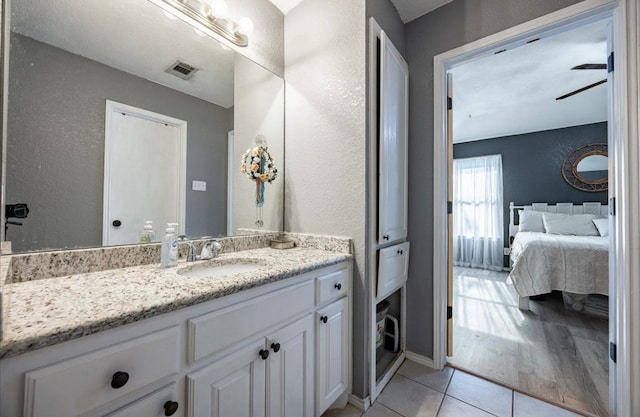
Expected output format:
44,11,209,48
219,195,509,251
4,0,284,253
561,143,608,192
576,154,608,181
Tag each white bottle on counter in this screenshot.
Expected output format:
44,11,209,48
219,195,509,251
160,224,178,268
139,221,156,243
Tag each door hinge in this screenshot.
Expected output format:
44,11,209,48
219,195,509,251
608,51,614,73
610,342,617,363
447,201,453,214
447,96,452,110
447,306,453,320
609,197,616,216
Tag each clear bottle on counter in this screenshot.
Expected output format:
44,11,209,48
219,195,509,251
160,224,178,268
139,220,156,243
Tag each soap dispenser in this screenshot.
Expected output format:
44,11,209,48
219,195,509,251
160,224,178,268
139,221,156,243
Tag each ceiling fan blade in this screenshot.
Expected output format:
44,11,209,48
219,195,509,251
571,63,607,70
556,79,607,100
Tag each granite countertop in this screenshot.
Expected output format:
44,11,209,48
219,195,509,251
0,246,351,359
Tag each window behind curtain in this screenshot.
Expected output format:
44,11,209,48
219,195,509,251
452,154,504,270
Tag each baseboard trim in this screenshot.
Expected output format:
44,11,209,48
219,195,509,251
347,393,371,411
405,351,435,369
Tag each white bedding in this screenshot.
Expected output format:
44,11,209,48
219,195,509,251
509,232,609,297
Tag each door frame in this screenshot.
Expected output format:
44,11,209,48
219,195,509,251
103,100,187,244
432,0,639,415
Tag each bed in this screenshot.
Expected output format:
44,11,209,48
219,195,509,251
507,202,609,311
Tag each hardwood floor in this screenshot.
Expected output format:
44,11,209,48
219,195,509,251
448,267,610,417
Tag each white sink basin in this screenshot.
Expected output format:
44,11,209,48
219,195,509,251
177,260,267,278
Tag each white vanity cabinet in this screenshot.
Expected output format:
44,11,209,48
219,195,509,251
0,260,351,417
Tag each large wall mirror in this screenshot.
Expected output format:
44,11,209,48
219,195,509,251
3,0,284,253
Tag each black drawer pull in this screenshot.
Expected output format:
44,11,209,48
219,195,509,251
164,400,179,416
320,315,328,324
259,349,270,360
334,283,342,290
383,234,390,240
110,371,129,389
271,342,281,353
397,249,404,255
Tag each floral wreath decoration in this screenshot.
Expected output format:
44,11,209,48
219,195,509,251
240,145,277,207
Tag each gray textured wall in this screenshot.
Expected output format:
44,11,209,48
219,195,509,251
453,122,609,266
6,33,231,252
404,0,582,359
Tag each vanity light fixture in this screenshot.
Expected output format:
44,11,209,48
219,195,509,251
155,0,254,47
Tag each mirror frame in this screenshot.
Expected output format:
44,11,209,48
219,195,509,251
561,142,608,192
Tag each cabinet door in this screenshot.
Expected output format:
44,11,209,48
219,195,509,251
316,297,349,416
267,314,314,417
378,31,409,245
187,338,267,417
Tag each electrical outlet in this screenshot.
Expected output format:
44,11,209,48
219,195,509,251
503,247,511,256
192,180,207,191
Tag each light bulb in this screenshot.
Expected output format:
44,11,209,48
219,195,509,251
208,0,228,19
237,17,254,36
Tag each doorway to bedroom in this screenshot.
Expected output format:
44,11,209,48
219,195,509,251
444,14,612,417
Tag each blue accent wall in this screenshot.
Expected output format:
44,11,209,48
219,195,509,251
453,122,608,265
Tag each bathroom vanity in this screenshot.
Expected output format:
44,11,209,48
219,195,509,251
0,238,352,417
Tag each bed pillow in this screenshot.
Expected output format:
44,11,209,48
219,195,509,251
592,218,609,237
542,212,599,236
518,210,545,233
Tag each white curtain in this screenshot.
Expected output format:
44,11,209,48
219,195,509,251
453,155,504,270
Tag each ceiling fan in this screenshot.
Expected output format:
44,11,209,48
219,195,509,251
555,63,607,100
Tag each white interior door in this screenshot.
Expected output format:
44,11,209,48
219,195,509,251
103,101,186,246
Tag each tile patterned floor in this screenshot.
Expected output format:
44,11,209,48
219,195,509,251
322,360,585,417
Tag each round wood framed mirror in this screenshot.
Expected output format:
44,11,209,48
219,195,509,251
561,143,608,192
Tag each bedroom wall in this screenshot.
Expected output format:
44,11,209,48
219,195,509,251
453,122,608,266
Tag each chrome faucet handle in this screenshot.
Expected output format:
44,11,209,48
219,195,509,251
200,239,221,260
186,241,198,262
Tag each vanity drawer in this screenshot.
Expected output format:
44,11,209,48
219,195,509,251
188,280,315,362
24,327,180,417
316,267,350,305
105,383,178,417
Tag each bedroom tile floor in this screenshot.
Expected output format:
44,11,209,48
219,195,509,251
448,267,610,417
322,361,584,417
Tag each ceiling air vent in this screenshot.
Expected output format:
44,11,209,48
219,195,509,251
165,60,199,80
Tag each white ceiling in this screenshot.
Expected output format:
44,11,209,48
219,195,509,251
268,0,452,21
11,0,236,108
451,19,608,142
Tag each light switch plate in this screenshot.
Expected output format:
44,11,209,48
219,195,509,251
192,180,207,191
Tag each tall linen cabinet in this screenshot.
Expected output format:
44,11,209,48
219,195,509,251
367,18,409,403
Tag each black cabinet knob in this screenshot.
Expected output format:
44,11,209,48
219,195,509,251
271,342,281,353
397,249,404,255
259,349,270,360
112,220,122,227
383,234,390,240
163,401,179,416
320,315,328,324
110,371,129,389
334,283,342,290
